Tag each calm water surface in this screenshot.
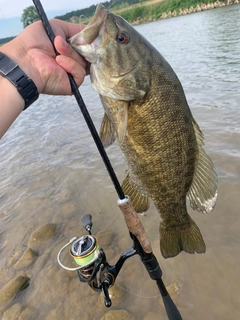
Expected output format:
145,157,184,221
0,4,240,320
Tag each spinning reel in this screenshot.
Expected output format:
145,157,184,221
57,214,137,307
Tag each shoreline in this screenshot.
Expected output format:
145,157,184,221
129,0,240,25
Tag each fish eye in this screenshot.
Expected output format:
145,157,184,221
116,32,129,45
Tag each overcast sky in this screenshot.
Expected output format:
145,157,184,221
0,0,99,38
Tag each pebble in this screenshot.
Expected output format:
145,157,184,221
2,303,22,320
14,248,38,270
143,311,160,320
166,282,181,297
100,309,136,320
28,223,57,251
18,307,37,320
0,276,30,304
45,307,64,320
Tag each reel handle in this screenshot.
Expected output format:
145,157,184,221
102,281,112,307
81,214,93,233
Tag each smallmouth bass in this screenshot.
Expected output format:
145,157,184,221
70,5,218,258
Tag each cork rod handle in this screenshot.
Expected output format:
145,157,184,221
117,196,152,254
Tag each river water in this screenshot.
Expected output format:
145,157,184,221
0,4,240,320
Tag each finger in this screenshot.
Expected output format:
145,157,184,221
51,19,85,38
56,55,86,87
54,36,87,68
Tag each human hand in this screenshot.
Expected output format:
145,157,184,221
1,19,88,95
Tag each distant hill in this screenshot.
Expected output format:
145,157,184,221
0,36,16,45
55,0,146,21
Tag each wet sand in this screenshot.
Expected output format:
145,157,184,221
0,146,239,319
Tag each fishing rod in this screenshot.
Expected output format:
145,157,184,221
32,1,183,319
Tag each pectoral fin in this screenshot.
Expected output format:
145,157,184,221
99,113,117,148
100,98,129,147
122,173,149,213
187,118,218,213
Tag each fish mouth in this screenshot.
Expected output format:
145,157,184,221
70,4,107,46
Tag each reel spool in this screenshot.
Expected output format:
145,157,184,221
57,235,100,278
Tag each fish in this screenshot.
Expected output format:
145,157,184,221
69,4,218,258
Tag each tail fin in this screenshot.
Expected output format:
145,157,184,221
159,218,206,259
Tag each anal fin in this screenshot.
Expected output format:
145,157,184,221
122,174,149,213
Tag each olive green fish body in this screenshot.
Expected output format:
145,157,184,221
100,64,203,258
70,5,217,258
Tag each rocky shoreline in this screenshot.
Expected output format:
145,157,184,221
162,0,238,19
132,0,239,24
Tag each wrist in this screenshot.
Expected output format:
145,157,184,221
0,39,42,93
0,51,39,110
0,75,25,109
0,75,24,138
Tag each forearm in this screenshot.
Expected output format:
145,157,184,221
0,69,25,139
0,41,38,139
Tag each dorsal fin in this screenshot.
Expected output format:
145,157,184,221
187,118,218,213
122,173,150,213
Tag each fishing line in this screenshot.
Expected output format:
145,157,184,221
0,8,6,18
115,281,161,299
116,280,180,299
79,14,89,24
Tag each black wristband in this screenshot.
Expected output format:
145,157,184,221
0,52,39,110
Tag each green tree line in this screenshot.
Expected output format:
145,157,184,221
55,0,147,21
